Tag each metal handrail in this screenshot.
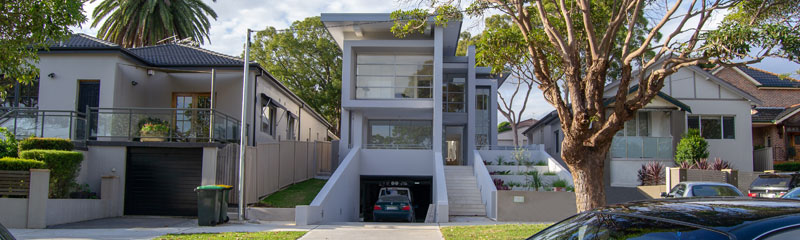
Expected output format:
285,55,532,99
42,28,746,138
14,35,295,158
87,107,241,143
0,108,86,140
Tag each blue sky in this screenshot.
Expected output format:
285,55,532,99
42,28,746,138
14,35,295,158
71,0,799,123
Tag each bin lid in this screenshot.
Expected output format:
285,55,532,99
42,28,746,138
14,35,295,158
215,184,233,189
196,185,227,190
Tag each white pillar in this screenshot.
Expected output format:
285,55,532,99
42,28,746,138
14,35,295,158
433,26,444,153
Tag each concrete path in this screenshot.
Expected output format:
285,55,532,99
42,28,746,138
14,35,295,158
300,223,443,240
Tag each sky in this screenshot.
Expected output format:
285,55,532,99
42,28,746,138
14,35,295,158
71,0,799,124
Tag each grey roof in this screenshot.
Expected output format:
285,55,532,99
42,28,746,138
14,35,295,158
50,33,119,49
737,66,800,88
127,44,244,67
522,110,560,135
752,107,786,122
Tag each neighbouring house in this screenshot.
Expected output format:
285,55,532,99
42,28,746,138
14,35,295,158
0,33,334,221
711,66,800,164
525,65,762,187
497,118,536,146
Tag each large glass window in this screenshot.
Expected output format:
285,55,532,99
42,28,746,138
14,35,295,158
355,54,433,99
443,75,466,112
367,120,432,149
611,111,672,159
475,87,491,147
687,115,735,139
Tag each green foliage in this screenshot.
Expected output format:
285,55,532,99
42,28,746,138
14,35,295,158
250,16,341,134
551,179,568,188
534,160,548,166
0,157,46,171
775,162,800,172
0,0,85,90
0,128,18,158
542,172,557,176
19,138,74,151
137,117,168,130
140,123,169,134
495,156,505,165
259,179,326,208
498,121,511,133
19,150,83,198
91,0,218,48
674,129,709,165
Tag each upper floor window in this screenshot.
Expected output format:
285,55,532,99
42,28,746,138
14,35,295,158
443,75,466,112
355,54,433,99
687,115,734,139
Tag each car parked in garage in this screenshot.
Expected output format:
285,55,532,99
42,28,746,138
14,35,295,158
528,197,800,239
372,187,414,222
748,173,800,198
661,182,743,198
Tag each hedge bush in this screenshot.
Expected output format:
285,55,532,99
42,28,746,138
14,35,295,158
675,129,709,165
775,162,800,172
0,127,18,158
19,150,83,198
0,157,46,171
18,137,74,151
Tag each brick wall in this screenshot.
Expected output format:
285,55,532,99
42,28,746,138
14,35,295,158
714,67,799,108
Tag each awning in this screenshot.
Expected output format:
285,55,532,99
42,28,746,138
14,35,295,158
261,94,297,118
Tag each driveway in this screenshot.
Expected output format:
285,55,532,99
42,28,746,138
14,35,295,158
301,223,443,240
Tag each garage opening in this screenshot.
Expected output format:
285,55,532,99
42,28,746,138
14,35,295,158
125,147,203,216
360,176,432,222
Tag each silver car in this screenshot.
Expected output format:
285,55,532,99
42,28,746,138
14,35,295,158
661,181,743,198
782,187,800,200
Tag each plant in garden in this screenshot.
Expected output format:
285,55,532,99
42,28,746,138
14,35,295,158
675,129,709,165
0,157,46,171
18,137,74,151
637,162,665,186
495,156,506,166
711,158,733,170
494,178,509,190
694,159,711,170
19,150,83,198
140,123,170,136
0,128,18,158
775,162,800,172
542,172,556,176
483,160,492,166
678,161,693,169
535,160,547,166
529,171,543,191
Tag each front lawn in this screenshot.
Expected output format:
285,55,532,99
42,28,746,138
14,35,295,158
157,231,307,240
440,224,550,240
259,179,327,208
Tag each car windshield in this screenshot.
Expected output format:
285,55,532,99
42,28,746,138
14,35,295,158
529,212,729,240
752,176,792,188
692,185,741,197
380,188,409,197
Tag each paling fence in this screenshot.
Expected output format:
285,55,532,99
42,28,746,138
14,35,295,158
216,141,333,205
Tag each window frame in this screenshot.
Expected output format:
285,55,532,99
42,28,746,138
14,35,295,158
355,54,434,100
261,97,277,136
686,114,735,139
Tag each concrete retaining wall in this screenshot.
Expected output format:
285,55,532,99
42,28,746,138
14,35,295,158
496,191,577,222
45,176,122,226
0,198,29,228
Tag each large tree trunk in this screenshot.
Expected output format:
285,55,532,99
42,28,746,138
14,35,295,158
561,138,610,212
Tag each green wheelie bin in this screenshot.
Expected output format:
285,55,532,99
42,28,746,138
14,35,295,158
195,185,225,226
217,185,233,223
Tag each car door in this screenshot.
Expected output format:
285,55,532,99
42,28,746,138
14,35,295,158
669,184,687,197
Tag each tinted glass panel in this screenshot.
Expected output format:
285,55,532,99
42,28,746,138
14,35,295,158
688,116,700,130
752,176,792,188
701,117,722,139
367,120,432,149
691,185,741,197
763,227,800,240
531,213,729,240
723,116,735,139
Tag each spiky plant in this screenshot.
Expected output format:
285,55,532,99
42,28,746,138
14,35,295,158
679,161,693,169
694,158,711,170
711,158,733,170
637,162,665,186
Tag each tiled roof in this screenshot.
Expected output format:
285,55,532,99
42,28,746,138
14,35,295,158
737,66,800,88
50,33,118,49
126,44,244,67
752,107,787,122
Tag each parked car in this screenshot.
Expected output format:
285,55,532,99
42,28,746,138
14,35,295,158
528,197,800,239
782,187,800,200
749,173,800,198
661,182,743,198
373,187,414,222
0,222,15,240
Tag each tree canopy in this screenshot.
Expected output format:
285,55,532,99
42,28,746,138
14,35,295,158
250,17,342,134
0,0,85,92
90,0,218,48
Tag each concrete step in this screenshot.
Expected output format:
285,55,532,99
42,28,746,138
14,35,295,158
449,210,487,216
449,199,483,205
451,203,486,209
445,181,478,185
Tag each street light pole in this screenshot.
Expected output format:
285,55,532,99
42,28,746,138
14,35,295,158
237,28,252,221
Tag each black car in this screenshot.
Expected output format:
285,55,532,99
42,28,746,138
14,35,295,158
748,173,800,198
528,197,800,239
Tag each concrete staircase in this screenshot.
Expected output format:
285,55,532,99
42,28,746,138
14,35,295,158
444,166,486,217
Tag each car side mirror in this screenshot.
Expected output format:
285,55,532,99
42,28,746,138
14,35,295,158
660,192,668,198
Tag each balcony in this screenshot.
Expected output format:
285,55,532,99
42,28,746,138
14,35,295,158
0,107,240,143
610,136,672,159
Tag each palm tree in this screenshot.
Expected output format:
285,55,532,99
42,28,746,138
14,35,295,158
90,0,218,48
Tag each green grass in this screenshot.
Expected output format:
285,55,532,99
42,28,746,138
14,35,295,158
259,179,327,208
440,224,550,240
156,231,307,240
542,172,557,176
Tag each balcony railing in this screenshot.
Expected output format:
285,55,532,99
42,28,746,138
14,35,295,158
0,108,86,140
610,136,672,159
89,107,240,143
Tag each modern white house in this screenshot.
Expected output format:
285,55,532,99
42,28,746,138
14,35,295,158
0,33,334,220
525,65,761,187
497,119,536,146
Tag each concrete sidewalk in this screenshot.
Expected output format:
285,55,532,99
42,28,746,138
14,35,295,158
300,222,443,240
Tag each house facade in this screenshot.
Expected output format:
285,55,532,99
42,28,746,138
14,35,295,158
497,118,536,146
526,66,761,187
0,34,334,218
712,66,800,163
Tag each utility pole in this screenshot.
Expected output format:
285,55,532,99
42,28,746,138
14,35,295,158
237,29,252,221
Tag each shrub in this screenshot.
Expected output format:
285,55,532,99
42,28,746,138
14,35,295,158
0,127,18,158
637,162,665,186
542,171,556,176
0,157,46,170
18,138,74,151
551,179,568,188
711,158,733,170
775,162,800,172
534,160,547,166
693,158,711,170
494,178,509,190
19,150,83,198
674,129,709,165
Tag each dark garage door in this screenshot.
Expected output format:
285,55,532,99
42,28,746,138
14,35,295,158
125,147,203,216
361,176,432,222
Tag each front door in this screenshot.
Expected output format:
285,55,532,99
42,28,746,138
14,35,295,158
792,134,800,161
444,126,465,165
76,81,100,139
173,93,211,141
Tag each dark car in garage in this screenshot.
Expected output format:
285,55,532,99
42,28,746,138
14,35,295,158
372,187,415,222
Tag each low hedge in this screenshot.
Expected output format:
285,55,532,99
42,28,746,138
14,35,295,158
19,150,83,198
18,137,74,152
775,162,800,172
0,157,46,171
